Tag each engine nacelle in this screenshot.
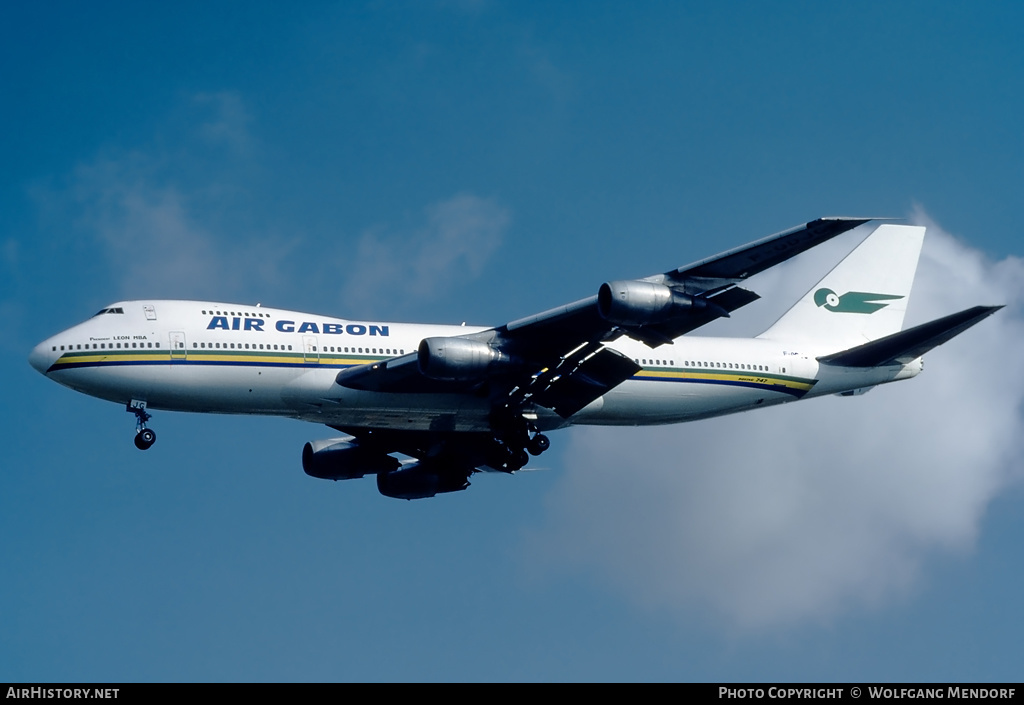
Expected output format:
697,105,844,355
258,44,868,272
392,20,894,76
598,280,702,326
417,337,514,381
302,438,400,481
377,463,471,500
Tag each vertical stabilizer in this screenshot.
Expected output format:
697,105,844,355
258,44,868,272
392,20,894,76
757,224,925,349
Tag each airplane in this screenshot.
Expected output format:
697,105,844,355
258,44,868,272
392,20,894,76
28,217,1001,500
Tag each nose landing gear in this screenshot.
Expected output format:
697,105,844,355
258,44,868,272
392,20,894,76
134,428,156,450
127,400,156,450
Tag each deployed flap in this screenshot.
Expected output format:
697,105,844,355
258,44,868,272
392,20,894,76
818,306,1002,367
529,347,642,418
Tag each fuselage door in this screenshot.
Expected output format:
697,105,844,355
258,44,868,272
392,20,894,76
143,305,157,321
303,336,318,364
170,331,187,360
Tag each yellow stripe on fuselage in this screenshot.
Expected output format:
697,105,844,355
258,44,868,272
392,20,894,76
633,367,816,395
49,349,387,370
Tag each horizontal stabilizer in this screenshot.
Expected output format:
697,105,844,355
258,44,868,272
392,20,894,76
817,305,1002,367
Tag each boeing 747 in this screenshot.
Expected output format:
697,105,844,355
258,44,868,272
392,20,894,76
29,218,999,499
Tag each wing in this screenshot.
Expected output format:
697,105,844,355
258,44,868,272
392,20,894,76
338,217,872,419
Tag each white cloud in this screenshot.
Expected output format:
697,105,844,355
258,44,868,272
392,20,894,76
70,155,229,297
529,214,1024,629
37,92,290,301
194,91,252,154
342,192,509,309
41,92,508,312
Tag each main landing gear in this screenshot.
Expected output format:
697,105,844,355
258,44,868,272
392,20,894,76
488,408,550,472
127,401,156,451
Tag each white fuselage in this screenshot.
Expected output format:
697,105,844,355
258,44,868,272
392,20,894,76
29,300,922,434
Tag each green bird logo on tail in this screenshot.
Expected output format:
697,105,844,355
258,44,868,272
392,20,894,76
814,288,904,314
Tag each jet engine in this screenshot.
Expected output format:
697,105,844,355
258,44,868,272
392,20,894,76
597,280,704,326
302,438,400,481
376,462,471,500
417,337,516,381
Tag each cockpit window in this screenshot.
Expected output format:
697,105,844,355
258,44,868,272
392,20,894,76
92,307,125,317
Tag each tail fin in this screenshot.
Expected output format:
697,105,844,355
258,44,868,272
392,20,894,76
758,223,925,349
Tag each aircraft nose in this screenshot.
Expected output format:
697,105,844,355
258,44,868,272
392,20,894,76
29,340,53,375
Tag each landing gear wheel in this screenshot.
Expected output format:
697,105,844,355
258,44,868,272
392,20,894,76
508,448,529,471
127,401,155,450
134,428,156,451
527,433,550,456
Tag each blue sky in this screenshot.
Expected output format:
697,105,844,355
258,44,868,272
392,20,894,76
3,2,1023,681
